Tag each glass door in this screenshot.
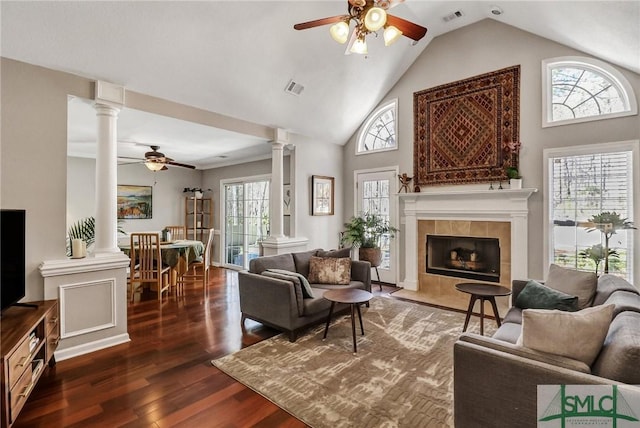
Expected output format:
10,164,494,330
223,179,270,269
355,169,397,284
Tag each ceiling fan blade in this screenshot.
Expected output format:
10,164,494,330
344,29,358,55
166,160,196,169
386,14,427,41
294,15,347,30
117,155,144,161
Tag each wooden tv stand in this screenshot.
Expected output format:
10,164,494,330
0,300,59,428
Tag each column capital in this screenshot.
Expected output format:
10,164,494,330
271,141,285,150
94,103,121,117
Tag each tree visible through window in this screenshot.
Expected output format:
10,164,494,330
542,57,637,127
357,99,398,154
548,147,635,281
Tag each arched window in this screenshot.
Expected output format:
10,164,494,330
357,99,398,154
542,57,637,127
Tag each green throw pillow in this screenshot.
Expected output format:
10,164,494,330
515,280,579,311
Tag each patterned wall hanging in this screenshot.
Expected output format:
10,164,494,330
413,65,520,186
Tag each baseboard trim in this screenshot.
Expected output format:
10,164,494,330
54,333,131,361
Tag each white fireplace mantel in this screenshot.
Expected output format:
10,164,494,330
399,188,537,291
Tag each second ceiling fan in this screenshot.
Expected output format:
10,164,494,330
120,145,196,171
294,0,427,54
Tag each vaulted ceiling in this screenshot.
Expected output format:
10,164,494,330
2,1,638,169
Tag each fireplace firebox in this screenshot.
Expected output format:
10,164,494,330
426,235,500,283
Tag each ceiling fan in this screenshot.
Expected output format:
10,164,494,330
293,0,427,54
120,145,196,171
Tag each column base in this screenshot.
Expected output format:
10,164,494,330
261,236,309,255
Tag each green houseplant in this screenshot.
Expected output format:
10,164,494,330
578,244,619,276
341,212,399,267
583,211,636,274
505,166,522,189
66,216,125,257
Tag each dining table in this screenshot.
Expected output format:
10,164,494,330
120,239,205,287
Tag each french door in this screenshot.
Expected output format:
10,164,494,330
223,178,270,269
355,169,398,284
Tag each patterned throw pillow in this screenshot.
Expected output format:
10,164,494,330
308,256,351,285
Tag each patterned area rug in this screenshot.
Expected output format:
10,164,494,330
212,297,495,427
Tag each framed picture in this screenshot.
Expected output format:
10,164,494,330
311,175,334,216
117,185,152,219
283,184,291,216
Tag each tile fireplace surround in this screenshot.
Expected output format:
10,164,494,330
398,188,537,311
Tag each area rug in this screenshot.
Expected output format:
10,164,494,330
212,297,495,427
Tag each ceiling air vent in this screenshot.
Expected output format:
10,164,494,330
285,79,304,96
443,10,464,22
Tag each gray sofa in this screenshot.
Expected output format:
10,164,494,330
454,273,640,427
238,248,371,342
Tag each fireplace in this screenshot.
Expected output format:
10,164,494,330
426,235,500,283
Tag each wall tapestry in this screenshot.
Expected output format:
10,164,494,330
413,65,520,186
117,185,152,219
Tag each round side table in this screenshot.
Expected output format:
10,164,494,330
322,288,373,354
455,282,512,336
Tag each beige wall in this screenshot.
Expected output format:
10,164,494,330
1,59,93,301
342,19,640,280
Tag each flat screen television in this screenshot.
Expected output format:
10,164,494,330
1,209,26,311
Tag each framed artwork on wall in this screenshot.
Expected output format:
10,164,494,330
283,184,291,216
311,175,334,216
117,185,152,219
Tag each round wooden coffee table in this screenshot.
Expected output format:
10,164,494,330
455,282,512,336
322,288,373,354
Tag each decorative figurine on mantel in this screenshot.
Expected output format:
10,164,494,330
398,173,413,193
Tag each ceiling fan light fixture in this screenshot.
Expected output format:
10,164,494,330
383,25,403,46
329,21,350,44
364,7,387,32
145,160,165,171
350,37,368,54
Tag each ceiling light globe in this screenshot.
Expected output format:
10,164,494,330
350,38,368,55
364,7,387,31
383,25,403,46
145,161,165,171
329,21,350,44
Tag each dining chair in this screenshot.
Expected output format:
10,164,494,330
129,232,171,302
165,225,186,241
178,228,215,292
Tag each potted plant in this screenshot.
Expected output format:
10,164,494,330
582,211,636,274
341,212,399,267
183,187,211,199
66,216,125,257
505,167,522,189
579,244,619,276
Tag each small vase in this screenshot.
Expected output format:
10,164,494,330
194,191,203,199
510,178,522,189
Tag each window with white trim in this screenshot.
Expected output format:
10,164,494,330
546,143,637,281
356,99,398,154
542,57,637,127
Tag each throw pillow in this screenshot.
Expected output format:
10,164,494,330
515,280,579,311
520,304,614,366
308,256,351,285
546,264,597,309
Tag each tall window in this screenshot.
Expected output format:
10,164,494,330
542,57,637,127
546,143,637,281
223,178,270,268
356,99,398,154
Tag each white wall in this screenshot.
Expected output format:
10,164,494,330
290,133,344,251
342,19,640,280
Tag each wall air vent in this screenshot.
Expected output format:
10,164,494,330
285,79,305,96
443,10,464,22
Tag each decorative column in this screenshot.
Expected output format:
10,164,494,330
93,81,125,255
269,134,286,239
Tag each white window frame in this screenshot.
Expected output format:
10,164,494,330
356,98,399,155
543,140,640,282
541,56,637,128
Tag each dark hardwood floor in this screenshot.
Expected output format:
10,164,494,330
14,268,396,427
